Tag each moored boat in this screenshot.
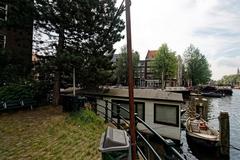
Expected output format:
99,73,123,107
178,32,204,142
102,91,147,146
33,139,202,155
185,116,219,148
201,92,223,98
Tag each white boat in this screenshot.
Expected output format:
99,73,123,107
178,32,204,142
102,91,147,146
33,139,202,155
185,116,220,148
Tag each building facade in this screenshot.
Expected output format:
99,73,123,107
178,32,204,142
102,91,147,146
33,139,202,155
0,1,33,80
135,60,145,87
113,49,184,88
144,50,160,88
136,50,184,88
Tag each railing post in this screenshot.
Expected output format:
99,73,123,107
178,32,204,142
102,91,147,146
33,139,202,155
134,113,138,129
117,104,121,129
134,113,138,143
105,100,108,123
164,139,176,159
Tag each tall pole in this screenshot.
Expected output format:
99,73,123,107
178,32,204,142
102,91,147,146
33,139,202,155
125,0,136,159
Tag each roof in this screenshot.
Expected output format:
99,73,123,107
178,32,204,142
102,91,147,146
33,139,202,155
145,50,158,60
78,88,183,102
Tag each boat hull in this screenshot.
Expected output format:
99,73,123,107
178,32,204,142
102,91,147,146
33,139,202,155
201,92,222,98
186,131,219,148
185,117,220,148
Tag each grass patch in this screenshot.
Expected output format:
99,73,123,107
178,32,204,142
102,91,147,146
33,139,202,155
0,106,106,160
67,109,104,126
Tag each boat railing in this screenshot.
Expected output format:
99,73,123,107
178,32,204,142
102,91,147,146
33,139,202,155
95,99,185,160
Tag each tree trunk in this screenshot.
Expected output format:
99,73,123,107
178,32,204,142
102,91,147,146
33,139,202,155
161,71,165,90
52,28,65,106
53,71,60,106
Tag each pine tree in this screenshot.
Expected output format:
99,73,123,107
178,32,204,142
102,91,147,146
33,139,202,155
34,0,124,105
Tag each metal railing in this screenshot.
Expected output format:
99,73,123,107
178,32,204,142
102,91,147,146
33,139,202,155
94,99,185,160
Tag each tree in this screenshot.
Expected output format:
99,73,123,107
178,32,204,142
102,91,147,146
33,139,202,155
217,74,240,86
152,43,178,89
115,45,140,85
184,44,212,86
34,0,125,105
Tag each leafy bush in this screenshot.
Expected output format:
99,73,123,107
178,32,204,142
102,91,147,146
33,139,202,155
0,81,51,101
0,84,33,101
68,109,104,126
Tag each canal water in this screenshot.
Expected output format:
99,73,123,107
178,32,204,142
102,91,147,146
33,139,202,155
181,89,240,160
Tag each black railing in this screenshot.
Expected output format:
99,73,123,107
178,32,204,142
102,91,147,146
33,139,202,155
94,99,185,160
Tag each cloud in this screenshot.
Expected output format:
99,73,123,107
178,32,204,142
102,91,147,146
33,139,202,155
115,0,240,80
217,56,240,68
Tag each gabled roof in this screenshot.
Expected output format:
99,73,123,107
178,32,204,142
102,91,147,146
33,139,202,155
145,50,158,60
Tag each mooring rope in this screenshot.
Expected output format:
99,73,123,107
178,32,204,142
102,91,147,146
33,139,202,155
230,144,240,151
207,116,218,120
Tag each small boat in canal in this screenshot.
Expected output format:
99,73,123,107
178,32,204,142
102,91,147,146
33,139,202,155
185,116,220,148
201,92,223,98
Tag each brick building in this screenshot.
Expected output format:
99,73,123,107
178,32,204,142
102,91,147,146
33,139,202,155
0,1,33,80
135,50,183,88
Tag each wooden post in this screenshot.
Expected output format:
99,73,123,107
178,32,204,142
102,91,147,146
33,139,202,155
117,104,121,129
147,134,151,160
105,100,108,123
219,112,230,156
125,0,137,159
202,98,208,120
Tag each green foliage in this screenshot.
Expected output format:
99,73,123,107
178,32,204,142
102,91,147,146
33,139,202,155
115,45,140,85
217,74,240,85
68,109,104,126
34,0,125,90
152,43,178,89
0,81,51,101
0,49,32,85
184,44,212,85
0,84,33,101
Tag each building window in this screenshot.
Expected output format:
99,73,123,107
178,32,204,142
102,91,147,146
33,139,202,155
112,100,145,121
0,34,6,48
154,104,179,126
0,3,7,21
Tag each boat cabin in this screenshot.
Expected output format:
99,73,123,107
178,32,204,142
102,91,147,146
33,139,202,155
78,88,184,141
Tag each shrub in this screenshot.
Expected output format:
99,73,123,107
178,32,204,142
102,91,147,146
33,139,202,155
68,109,104,126
0,81,51,102
0,84,33,101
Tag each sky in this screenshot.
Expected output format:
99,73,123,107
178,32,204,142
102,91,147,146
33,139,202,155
114,0,240,80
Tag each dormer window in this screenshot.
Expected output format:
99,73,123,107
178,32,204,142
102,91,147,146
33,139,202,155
0,2,7,21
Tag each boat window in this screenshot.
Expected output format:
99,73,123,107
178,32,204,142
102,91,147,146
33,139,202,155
154,103,179,126
0,34,6,48
111,99,145,121
0,3,7,21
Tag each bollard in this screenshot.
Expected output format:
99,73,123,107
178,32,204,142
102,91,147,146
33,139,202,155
219,112,230,156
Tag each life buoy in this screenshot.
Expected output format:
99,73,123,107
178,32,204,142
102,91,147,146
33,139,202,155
199,122,207,130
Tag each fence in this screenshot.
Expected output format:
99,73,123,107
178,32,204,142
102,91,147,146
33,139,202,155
94,99,185,160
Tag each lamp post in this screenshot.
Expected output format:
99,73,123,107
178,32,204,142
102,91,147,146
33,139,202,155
125,0,136,159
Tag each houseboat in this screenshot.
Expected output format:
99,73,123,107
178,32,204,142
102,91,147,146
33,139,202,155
78,88,184,141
